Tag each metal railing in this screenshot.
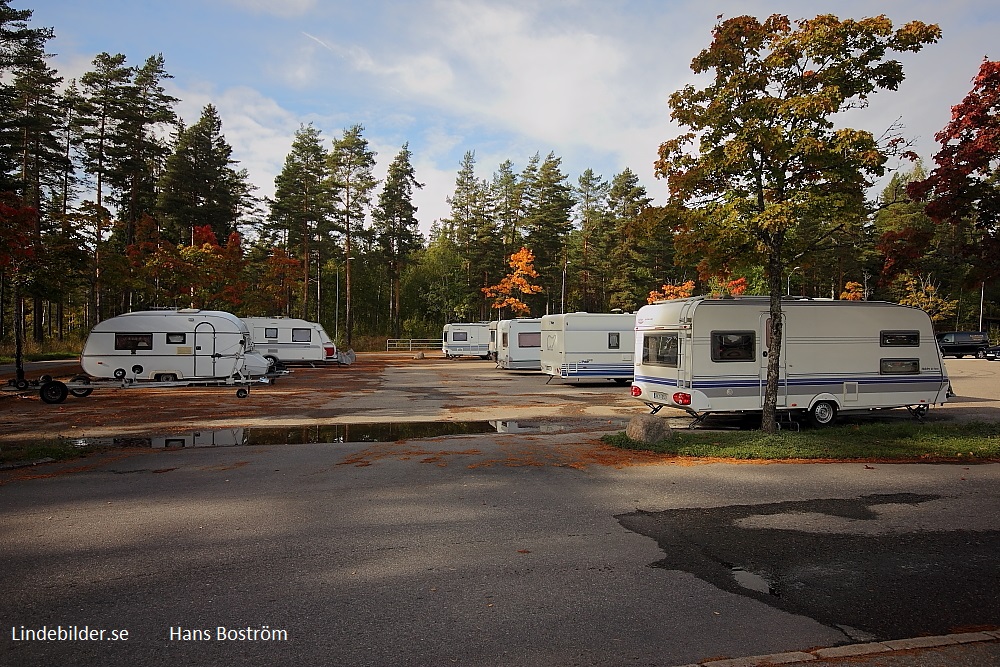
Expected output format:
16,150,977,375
386,339,441,351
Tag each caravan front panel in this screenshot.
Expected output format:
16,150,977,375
540,313,635,381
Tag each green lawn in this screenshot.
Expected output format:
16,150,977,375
603,421,1000,461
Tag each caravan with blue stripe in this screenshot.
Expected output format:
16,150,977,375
630,296,951,426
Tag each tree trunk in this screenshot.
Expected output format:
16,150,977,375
761,246,785,433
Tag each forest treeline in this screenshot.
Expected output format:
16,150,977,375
2,3,998,353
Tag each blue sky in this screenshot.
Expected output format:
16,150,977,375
25,0,1000,237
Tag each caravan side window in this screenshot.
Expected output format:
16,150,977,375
712,331,755,362
608,332,620,349
881,331,920,347
518,332,541,348
292,328,311,342
453,331,468,342
501,332,509,348
880,358,920,374
115,333,153,351
642,333,678,367
166,333,186,344
264,328,278,339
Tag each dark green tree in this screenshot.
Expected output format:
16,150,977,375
158,104,254,245
522,152,574,312
329,124,377,345
373,143,424,337
268,123,334,318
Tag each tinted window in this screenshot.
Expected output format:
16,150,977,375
166,333,186,344
518,332,541,348
292,328,311,342
608,332,620,349
642,334,678,367
712,331,755,362
881,331,920,347
115,333,153,351
880,358,920,374
453,331,468,342
264,327,278,339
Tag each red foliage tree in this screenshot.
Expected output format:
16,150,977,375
908,60,1000,263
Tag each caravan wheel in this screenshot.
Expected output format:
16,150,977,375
808,401,838,428
40,380,69,405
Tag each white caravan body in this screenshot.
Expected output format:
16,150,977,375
242,317,336,364
442,322,492,358
540,313,635,381
631,296,950,423
81,309,270,381
497,318,542,370
488,320,499,360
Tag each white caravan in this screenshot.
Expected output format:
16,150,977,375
630,296,951,426
442,322,492,358
540,313,635,382
242,317,338,365
488,320,499,361
497,318,542,370
81,309,270,381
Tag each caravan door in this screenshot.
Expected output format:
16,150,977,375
760,314,787,408
194,321,218,377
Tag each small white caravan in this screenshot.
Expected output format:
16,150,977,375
81,309,270,381
242,317,337,365
497,318,542,370
630,296,951,426
442,322,492,358
540,312,635,382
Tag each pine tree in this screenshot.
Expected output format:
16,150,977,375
158,104,253,245
522,152,573,312
329,124,377,345
268,123,333,318
373,143,423,337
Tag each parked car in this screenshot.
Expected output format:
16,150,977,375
982,344,1000,361
936,331,990,358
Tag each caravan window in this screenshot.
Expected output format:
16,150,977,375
292,328,311,342
502,332,509,348
453,331,468,342
880,358,920,374
166,333,186,344
881,331,920,347
608,332,620,349
518,332,541,348
264,328,278,339
712,331,755,362
114,333,153,351
642,334,678,367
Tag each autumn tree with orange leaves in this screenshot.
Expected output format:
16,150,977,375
482,247,544,316
648,280,695,303
656,14,940,432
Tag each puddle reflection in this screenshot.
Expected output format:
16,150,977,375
71,420,572,449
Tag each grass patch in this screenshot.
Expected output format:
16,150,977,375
0,438,96,466
602,421,1000,461
0,351,80,364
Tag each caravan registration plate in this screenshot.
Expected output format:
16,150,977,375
652,391,670,400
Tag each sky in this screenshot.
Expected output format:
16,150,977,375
24,0,1000,239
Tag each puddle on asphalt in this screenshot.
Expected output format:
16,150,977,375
69,420,578,449
731,567,778,596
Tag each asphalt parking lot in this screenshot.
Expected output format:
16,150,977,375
2,354,999,667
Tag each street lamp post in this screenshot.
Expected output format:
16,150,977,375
786,266,801,296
